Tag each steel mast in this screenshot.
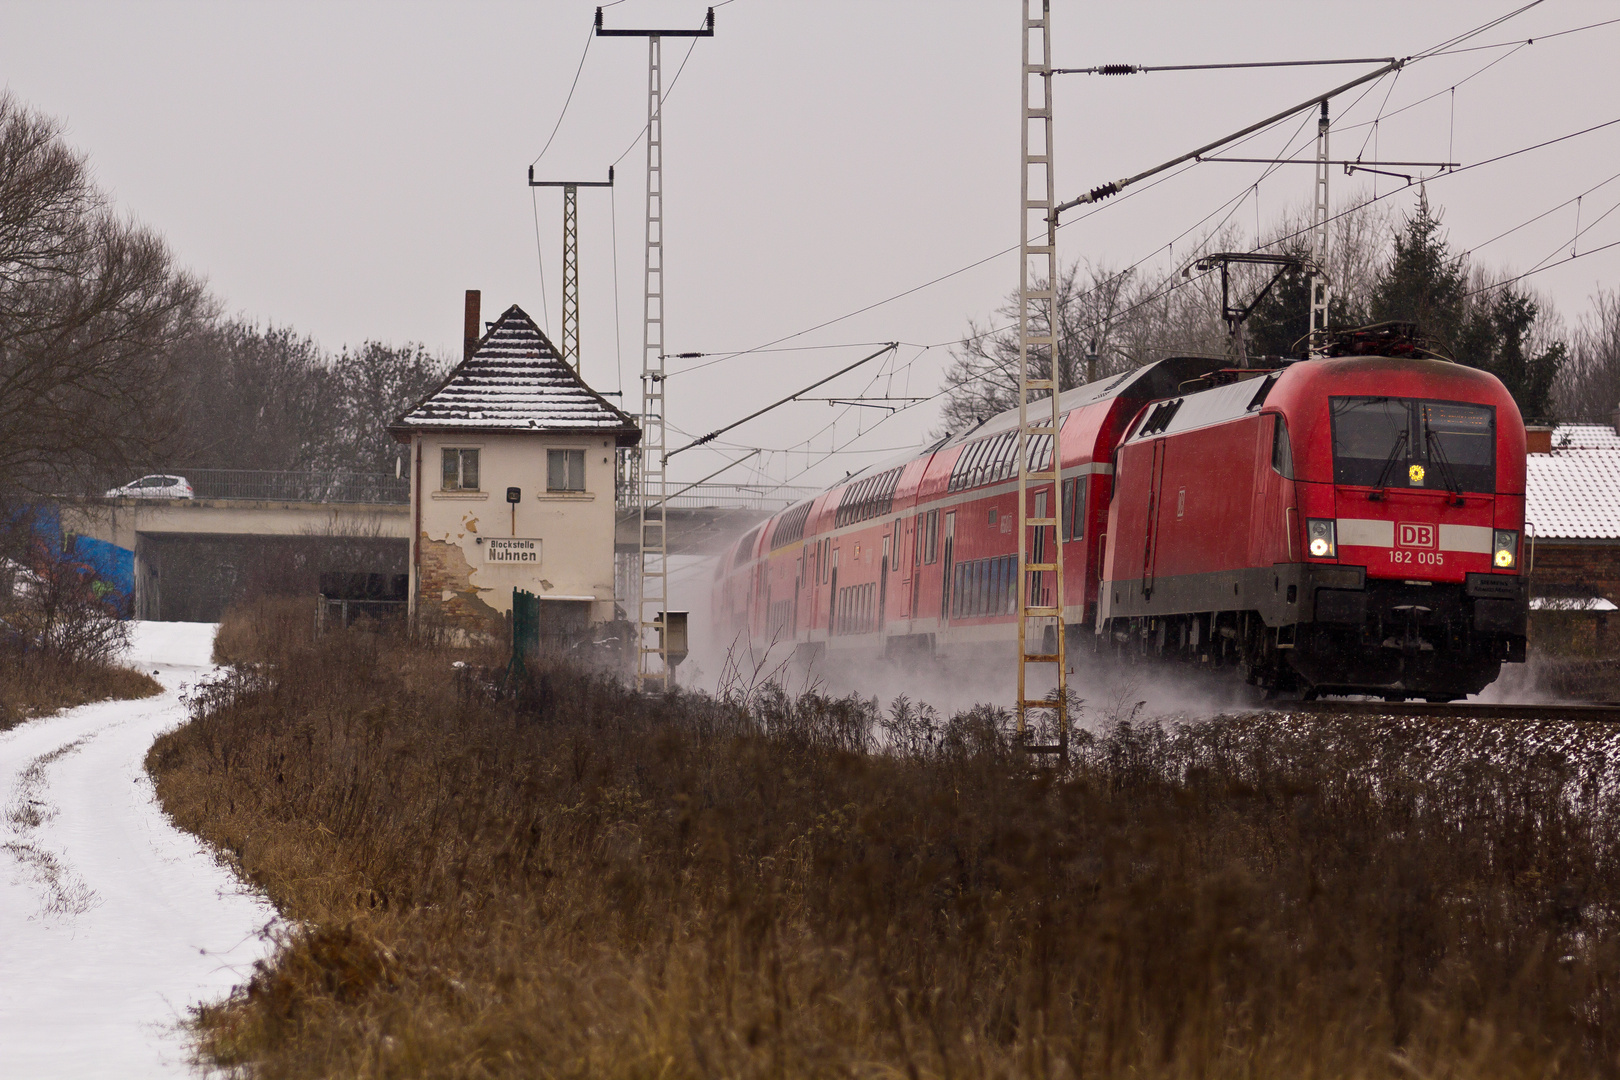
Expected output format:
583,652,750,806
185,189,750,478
1308,100,1332,356
596,6,714,691
1016,0,1067,757
527,167,614,375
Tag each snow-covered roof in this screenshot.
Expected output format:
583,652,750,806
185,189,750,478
1523,423,1620,539
1549,423,1620,451
391,304,640,444
1526,451,1620,539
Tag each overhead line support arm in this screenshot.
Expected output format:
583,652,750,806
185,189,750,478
1054,57,1397,75
1053,57,1405,218
665,343,898,461
595,6,714,37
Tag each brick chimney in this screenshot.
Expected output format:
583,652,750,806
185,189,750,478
463,290,481,361
1525,425,1553,455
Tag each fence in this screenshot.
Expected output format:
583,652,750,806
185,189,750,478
614,481,822,514
114,469,410,504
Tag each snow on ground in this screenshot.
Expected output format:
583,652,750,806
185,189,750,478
0,622,278,1078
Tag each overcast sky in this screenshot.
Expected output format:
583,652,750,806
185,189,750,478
3,1,1618,488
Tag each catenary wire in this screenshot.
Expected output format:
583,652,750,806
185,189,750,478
673,4,1584,480
1422,14,1620,57
529,23,594,167
530,188,551,335
1465,238,1620,298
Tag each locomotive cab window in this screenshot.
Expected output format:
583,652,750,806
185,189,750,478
1271,416,1294,479
1330,397,1495,492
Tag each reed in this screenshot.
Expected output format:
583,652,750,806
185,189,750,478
148,606,1620,1078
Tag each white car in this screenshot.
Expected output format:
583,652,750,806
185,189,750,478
106,474,194,499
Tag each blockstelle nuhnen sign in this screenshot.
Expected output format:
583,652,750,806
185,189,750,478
485,538,543,564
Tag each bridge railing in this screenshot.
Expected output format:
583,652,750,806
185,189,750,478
614,481,822,513
108,469,410,504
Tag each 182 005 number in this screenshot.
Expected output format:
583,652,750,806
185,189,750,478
1389,549,1444,565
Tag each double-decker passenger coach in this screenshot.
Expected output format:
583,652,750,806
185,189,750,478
715,325,1529,702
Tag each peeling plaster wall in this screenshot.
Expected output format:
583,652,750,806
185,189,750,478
408,431,619,631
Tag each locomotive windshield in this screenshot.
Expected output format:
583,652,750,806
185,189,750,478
1330,397,1496,492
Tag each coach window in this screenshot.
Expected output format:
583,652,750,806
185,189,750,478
1271,416,1294,479
1062,477,1088,541
547,448,586,492
441,447,480,491
959,440,983,489
977,436,998,485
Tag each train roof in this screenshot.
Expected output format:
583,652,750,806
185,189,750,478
934,355,1223,450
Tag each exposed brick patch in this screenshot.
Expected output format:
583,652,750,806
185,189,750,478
416,537,502,640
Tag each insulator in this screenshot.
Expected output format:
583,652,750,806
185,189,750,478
1098,64,1139,75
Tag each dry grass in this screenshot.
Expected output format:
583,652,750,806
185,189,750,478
210,595,319,667
148,607,1620,1079
0,652,162,731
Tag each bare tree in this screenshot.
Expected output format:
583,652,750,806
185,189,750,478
165,319,339,471
331,341,450,474
0,92,210,498
933,262,1185,433
938,250,1230,435
1553,289,1620,422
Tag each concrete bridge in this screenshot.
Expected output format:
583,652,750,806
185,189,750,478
61,495,410,621
57,471,815,620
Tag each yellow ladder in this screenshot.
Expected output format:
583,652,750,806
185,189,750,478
1016,0,1066,756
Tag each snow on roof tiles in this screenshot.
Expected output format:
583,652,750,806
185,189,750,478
391,304,640,443
1548,423,1620,451
1527,450,1620,539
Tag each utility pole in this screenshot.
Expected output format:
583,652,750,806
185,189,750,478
1308,100,1332,357
1016,0,1067,759
527,167,614,375
596,5,715,692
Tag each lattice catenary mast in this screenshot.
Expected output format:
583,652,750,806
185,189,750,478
1015,0,1067,756
527,167,614,375
596,5,715,691
1308,100,1332,357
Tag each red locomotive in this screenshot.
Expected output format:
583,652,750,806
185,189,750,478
714,326,1528,701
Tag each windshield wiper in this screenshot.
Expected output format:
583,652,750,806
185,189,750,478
1367,429,1408,501
1424,427,1467,506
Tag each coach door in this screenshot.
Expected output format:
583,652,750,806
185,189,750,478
828,547,839,636
795,548,805,635
1141,439,1168,599
940,511,956,620
1251,414,1297,566
879,533,891,634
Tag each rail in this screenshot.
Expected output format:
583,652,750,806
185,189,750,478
614,481,821,513
1282,701,1620,723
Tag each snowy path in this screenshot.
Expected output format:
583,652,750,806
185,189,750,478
0,623,278,1078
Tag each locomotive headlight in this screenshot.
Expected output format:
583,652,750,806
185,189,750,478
1493,529,1519,569
1307,518,1337,558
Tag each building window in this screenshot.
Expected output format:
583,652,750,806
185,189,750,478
547,448,586,492
441,447,479,491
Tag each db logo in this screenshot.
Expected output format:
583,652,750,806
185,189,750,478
1397,522,1436,548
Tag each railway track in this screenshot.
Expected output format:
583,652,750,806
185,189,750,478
1282,700,1620,723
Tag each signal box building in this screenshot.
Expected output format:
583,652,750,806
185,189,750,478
390,298,639,638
